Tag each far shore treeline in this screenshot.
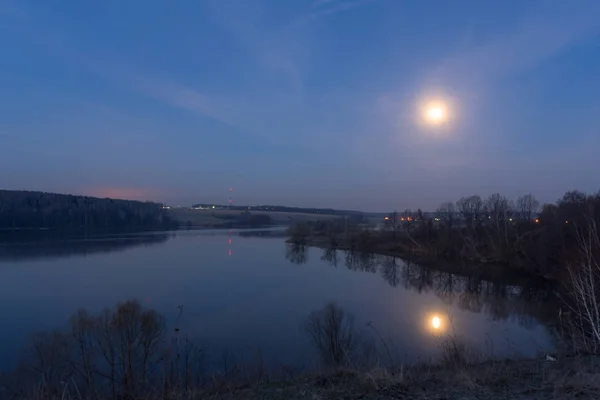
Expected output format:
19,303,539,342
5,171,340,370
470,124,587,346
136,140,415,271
0,190,176,232
288,190,600,282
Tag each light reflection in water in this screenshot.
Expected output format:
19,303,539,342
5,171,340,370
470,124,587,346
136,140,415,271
285,245,558,333
425,312,447,335
285,244,558,359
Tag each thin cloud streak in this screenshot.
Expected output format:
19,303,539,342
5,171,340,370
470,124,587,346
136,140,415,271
0,3,234,128
0,1,300,129
311,0,338,9
434,0,600,87
205,0,305,92
82,58,241,129
132,77,234,126
293,0,378,26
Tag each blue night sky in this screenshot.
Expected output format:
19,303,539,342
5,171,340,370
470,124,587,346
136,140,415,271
1,0,599,211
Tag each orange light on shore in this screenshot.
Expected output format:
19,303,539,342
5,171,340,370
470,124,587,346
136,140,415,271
384,216,390,221
535,219,539,224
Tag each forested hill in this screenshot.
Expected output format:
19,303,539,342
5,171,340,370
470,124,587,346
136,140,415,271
0,190,175,231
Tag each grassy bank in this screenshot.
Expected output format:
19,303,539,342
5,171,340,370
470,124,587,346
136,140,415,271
202,355,600,400
12,356,600,399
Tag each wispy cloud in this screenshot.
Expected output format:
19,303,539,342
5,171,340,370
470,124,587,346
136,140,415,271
0,7,236,133
206,0,380,91
434,0,600,87
311,0,338,8
131,76,234,126
296,0,378,25
205,0,306,91
79,57,240,129
96,65,361,148
0,2,324,144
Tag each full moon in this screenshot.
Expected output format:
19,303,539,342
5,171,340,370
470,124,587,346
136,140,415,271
428,107,443,120
424,103,447,125
431,316,441,329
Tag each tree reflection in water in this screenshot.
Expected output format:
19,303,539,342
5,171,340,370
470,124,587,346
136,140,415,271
285,245,559,330
0,233,171,262
285,243,308,264
320,247,339,267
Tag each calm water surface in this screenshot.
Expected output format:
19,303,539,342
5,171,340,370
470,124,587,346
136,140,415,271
0,229,557,371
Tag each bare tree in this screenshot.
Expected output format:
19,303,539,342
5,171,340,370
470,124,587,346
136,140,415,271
437,202,456,229
303,302,360,367
287,223,311,245
7,301,208,400
485,193,513,250
485,193,510,220
566,219,600,353
70,309,98,395
27,331,73,396
456,195,483,226
517,194,540,221
401,208,413,231
390,210,398,240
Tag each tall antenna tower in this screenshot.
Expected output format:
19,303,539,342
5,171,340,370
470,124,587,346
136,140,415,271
229,187,232,209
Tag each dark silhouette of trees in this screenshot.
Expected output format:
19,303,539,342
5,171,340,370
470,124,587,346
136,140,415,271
303,302,361,367
437,202,456,229
0,190,174,232
287,188,600,282
456,195,483,228
6,301,178,399
287,223,311,245
0,233,170,262
390,210,398,240
517,194,540,222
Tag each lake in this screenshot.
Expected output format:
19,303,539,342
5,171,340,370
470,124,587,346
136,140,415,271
0,228,557,372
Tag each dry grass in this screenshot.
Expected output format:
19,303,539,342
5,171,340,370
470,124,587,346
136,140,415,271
184,356,600,400
7,347,600,400
198,329,600,400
